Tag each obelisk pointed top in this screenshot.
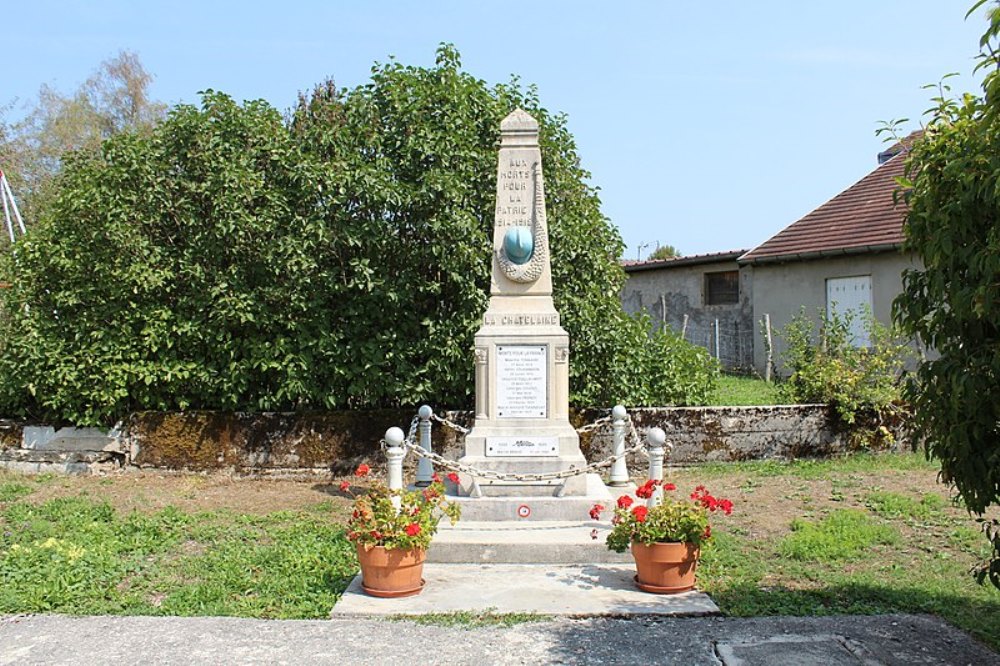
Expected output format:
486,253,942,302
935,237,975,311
500,109,539,147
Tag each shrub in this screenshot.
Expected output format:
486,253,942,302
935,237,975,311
778,308,910,448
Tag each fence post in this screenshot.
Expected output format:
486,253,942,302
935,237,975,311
764,313,773,382
646,427,666,507
384,427,405,511
414,405,434,487
609,405,630,486
714,318,721,361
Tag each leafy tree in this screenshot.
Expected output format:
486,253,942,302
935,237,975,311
891,1,1000,587
0,45,716,425
0,50,165,224
647,244,680,261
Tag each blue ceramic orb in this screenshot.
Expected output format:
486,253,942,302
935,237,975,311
503,227,534,265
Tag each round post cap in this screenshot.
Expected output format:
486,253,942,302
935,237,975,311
418,405,433,420
612,404,628,420
646,427,667,448
384,427,405,447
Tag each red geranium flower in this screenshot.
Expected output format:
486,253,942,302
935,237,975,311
617,495,634,509
589,503,605,520
431,472,442,483
719,498,733,515
447,472,460,484
355,464,371,477
339,480,350,491
631,505,649,522
662,482,676,492
405,523,421,536
636,480,656,499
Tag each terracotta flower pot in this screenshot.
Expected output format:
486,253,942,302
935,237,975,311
631,541,699,594
356,544,426,598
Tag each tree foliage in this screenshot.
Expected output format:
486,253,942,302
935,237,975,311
0,50,165,225
0,45,716,425
647,244,680,261
891,1,1000,587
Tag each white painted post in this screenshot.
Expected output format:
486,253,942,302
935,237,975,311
384,427,405,511
609,405,630,486
646,427,666,507
681,314,689,339
415,405,434,487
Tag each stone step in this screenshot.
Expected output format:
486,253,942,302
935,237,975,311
331,563,720,617
443,473,630,522
428,520,632,564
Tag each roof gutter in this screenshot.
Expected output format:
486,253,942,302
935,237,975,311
738,242,904,266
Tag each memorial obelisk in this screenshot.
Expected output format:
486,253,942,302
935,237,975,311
458,109,588,497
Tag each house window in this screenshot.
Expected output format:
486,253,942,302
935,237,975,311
705,271,739,305
826,275,872,347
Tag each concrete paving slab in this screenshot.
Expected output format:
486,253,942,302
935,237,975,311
4,614,996,665
715,634,875,666
331,563,719,617
428,520,631,563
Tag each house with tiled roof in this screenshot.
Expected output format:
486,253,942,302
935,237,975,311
738,136,921,374
622,135,921,375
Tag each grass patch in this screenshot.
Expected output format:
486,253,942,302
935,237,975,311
706,375,782,406
689,451,939,480
865,491,947,520
0,481,33,503
779,509,899,561
0,497,355,618
392,609,547,629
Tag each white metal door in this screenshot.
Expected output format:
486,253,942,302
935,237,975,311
826,275,872,347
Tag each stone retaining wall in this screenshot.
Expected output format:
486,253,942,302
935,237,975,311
0,405,900,477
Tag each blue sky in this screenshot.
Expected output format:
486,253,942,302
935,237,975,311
4,1,988,258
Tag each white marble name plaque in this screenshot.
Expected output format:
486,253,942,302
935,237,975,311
486,436,559,457
495,344,547,418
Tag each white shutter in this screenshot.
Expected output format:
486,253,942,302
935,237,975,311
826,276,872,347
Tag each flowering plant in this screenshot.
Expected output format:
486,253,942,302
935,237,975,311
592,481,733,553
345,467,461,551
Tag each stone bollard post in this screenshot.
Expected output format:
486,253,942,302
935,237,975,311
414,405,435,487
608,404,630,486
384,426,406,512
646,427,666,507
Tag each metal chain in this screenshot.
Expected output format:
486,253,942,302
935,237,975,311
387,410,669,483
575,414,612,434
399,434,650,482
429,413,470,434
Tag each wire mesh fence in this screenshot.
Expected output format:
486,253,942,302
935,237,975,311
676,317,756,373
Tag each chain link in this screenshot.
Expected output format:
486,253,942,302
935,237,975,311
574,414,612,434
429,413,470,435
389,410,649,482
399,434,650,482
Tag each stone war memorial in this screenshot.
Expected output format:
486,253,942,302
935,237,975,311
334,109,719,616
457,108,590,499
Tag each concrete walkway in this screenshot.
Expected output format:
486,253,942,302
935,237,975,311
1,613,997,665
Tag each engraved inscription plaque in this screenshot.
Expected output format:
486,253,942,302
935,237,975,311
486,436,559,457
495,344,547,418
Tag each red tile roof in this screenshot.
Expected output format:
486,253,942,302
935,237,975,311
740,147,911,264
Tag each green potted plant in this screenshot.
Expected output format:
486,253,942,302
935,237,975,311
344,465,461,598
591,480,732,593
